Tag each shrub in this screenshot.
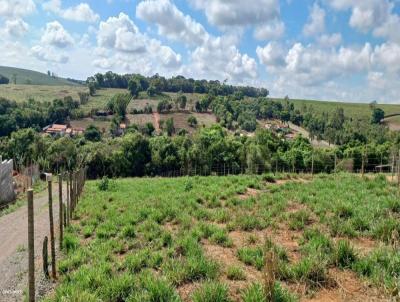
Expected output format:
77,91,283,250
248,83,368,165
98,176,109,191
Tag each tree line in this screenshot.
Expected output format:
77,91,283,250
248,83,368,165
1,123,398,179
87,72,269,98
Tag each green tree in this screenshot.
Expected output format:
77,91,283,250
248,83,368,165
165,118,175,136
88,82,96,96
371,108,385,124
0,74,9,84
85,124,102,142
128,78,140,98
188,116,198,128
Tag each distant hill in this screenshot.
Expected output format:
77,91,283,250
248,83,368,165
0,66,82,86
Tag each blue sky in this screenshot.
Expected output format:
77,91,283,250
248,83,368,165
0,0,400,103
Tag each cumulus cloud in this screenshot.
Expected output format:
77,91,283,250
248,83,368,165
137,0,208,46
41,21,74,48
191,0,280,27
0,0,36,17
187,37,257,81
95,13,182,73
256,42,286,69
254,20,285,40
135,2,258,81
5,19,29,37
303,3,326,36
190,0,284,41
327,0,400,42
43,0,99,23
317,33,342,47
30,45,69,63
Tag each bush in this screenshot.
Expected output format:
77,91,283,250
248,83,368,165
98,176,110,191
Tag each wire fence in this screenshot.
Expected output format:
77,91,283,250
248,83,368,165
152,155,400,178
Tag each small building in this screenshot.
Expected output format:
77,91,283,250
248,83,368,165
43,124,68,136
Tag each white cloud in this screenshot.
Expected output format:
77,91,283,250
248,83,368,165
256,42,286,68
191,0,280,27
43,0,99,23
30,45,69,63
303,3,326,36
5,19,29,37
190,0,284,41
135,2,258,81
0,0,36,18
95,13,182,73
41,21,74,48
188,37,257,81
254,20,285,40
317,33,342,47
327,0,400,42
372,42,400,74
137,0,208,47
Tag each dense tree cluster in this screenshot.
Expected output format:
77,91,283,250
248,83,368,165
1,124,398,179
87,72,269,98
0,74,9,84
0,97,80,137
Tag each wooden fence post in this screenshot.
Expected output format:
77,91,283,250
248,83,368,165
66,176,70,226
42,236,49,279
27,189,35,302
47,176,56,279
69,173,73,218
58,174,63,249
311,152,314,177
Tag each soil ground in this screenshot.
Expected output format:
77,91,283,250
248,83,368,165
0,184,64,301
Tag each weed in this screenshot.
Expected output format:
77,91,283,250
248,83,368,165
226,265,246,280
333,240,357,268
192,282,231,302
237,247,264,270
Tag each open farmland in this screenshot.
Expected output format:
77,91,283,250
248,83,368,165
273,98,400,121
0,85,127,113
46,174,399,302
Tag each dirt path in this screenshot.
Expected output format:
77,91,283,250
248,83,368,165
288,122,334,148
0,185,64,301
153,112,161,133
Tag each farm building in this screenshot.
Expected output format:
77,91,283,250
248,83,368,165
43,124,85,137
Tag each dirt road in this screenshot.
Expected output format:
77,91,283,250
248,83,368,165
153,112,161,133
0,184,64,302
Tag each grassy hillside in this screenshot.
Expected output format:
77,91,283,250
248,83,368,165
0,84,126,113
46,174,398,301
0,66,80,86
273,98,400,121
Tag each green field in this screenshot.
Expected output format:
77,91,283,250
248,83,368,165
46,174,399,301
0,84,126,113
0,66,80,86
273,98,400,121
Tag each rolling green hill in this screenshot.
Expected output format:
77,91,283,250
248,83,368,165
0,66,81,86
273,98,400,121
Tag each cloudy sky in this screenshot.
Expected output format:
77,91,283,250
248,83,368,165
0,0,399,103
